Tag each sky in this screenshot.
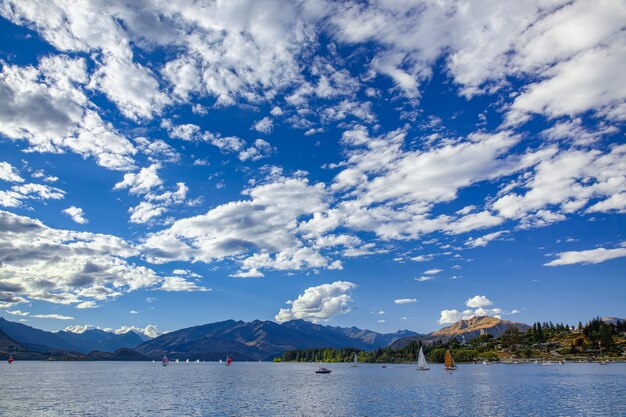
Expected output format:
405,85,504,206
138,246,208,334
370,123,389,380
0,0,624,337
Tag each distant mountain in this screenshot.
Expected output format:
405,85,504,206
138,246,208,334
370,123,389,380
602,317,626,325
391,316,531,348
431,316,531,342
0,317,146,354
0,327,25,353
85,348,147,361
136,319,422,361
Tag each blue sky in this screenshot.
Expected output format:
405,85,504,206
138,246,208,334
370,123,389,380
0,0,624,337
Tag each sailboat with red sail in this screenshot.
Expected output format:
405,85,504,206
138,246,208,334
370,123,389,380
8,355,14,364
226,355,232,366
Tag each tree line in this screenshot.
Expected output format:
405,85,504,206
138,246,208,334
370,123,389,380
275,317,625,363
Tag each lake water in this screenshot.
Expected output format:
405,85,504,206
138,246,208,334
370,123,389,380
1,361,624,416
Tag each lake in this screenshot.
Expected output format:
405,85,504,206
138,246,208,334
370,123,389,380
1,361,624,416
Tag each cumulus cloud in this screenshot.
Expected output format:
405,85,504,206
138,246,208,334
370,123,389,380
142,175,341,276
62,206,88,224
438,295,515,324
0,182,65,208
114,164,163,196
0,56,136,170
394,298,417,304
252,117,273,133
274,281,357,323
0,162,24,183
0,210,163,308
157,277,211,292
465,295,493,308
465,231,505,248
545,243,626,266
65,324,164,338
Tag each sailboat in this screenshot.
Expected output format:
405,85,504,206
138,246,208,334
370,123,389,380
175,358,179,363
352,353,358,367
8,355,14,364
417,347,429,370
162,355,169,367
185,358,189,363
444,349,457,371
226,355,232,366
219,359,223,364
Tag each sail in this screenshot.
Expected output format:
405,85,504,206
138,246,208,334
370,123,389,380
444,349,456,369
353,353,358,366
227,355,232,365
417,347,429,369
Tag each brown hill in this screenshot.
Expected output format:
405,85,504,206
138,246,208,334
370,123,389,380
391,316,531,348
431,316,531,342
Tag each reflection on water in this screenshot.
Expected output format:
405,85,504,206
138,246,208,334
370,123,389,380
0,362,624,416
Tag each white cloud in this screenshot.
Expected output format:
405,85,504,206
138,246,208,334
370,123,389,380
157,277,210,292
508,36,626,123
1,182,65,208
465,295,493,308
134,137,180,164
394,298,417,304
424,268,442,275
438,307,503,325
275,281,357,323
492,145,626,225
129,310,138,314
0,162,24,183
89,55,169,121
545,244,626,266
410,254,433,262
31,313,74,320
65,324,164,338
108,324,163,338
415,276,434,282
114,164,162,196
465,231,505,248
6,310,29,316
62,206,88,224
252,117,273,133
0,56,136,171
238,139,273,162
0,210,163,308
63,324,96,333
143,175,340,276
127,182,188,225
75,301,98,309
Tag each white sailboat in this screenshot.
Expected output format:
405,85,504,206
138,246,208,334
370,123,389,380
417,347,430,371
352,352,358,367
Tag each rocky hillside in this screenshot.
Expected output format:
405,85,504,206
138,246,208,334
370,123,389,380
391,316,531,348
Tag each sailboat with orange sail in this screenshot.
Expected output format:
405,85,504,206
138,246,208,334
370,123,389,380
444,349,456,370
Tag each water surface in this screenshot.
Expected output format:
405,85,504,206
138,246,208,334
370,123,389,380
1,362,624,416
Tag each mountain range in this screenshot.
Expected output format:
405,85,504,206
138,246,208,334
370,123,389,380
134,319,419,361
0,317,147,354
0,315,534,360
